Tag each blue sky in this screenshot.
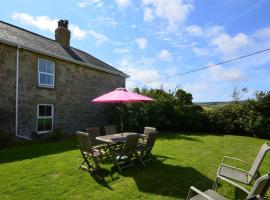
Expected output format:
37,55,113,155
1,0,270,102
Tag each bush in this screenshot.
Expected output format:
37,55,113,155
106,87,270,138
31,129,64,142
0,130,13,148
106,88,208,133
207,91,270,138
46,129,64,142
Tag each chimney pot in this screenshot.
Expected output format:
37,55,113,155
55,19,71,47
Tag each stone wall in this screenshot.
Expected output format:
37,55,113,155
0,44,16,133
0,43,125,137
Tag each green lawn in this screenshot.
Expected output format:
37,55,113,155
0,133,269,199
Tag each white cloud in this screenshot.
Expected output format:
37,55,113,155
158,49,172,62
78,0,102,8
255,27,270,39
192,47,209,57
212,32,251,57
69,25,88,40
209,65,245,81
135,37,147,49
11,12,57,32
186,24,254,58
116,0,131,9
96,16,118,27
141,0,193,28
144,8,154,22
11,12,96,41
114,47,130,54
118,57,160,88
183,82,209,94
185,25,204,37
88,30,108,44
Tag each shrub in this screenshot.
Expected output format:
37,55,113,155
106,87,270,138
107,88,208,132
46,129,64,142
30,129,64,142
207,91,270,138
0,130,13,148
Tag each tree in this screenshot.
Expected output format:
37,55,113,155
175,89,193,105
231,82,248,103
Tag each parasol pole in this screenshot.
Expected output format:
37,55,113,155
120,104,124,133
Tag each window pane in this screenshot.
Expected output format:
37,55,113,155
39,106,46,117
39,60,46,72
37,119,45,131
44,118,52,131
45,106,52,116
47,62,54,74
47,75,53,86
37,118,52,131
39,73,46,85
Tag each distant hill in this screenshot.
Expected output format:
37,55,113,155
195,100,247,106
195,101,247,110
195,101,231,106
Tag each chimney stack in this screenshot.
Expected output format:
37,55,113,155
55,20,71,47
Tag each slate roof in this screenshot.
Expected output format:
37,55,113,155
0,20,128,77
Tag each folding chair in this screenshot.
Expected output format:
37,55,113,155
187,173,270,200
105,125,117,135
112,133,139,172
213,142,270,188
75,131,104,173
136,131,157,166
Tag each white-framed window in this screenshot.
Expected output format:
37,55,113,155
38,58,55,88
37,104,54,133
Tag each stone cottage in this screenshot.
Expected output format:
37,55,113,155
0,20,128,139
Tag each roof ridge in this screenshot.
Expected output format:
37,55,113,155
0,20,56,43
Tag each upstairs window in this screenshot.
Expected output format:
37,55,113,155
38,59,55,88
37,104,54,133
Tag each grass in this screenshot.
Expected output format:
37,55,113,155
0,133,269,199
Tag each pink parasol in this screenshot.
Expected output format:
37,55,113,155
92,88,153,103
91,88,154,132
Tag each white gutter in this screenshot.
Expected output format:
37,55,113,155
15,46,20,136
0,38,129,78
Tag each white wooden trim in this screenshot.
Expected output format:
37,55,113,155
38,58,55,88
36,104,54,134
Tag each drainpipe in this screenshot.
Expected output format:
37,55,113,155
15,46,20,136
14,47,31,140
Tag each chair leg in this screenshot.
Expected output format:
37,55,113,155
136,152,146,166
212,176,219,191
114,156,122,173
129,156,135,167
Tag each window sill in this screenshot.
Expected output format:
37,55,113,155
38,84,55,89
37,130,52,134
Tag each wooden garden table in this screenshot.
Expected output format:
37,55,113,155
96,132,141,144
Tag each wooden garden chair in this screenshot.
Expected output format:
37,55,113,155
86,127,110,158
112,133,139,172
140,126,157,145
75,131,105,173
105,125,117,135
136,131,157,166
